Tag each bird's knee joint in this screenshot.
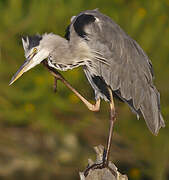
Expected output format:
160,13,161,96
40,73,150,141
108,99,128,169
89,106,100,112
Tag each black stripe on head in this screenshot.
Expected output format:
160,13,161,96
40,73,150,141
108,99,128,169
22,36,27,42
27,35,42,50
92,75,110,101
73,14,95,38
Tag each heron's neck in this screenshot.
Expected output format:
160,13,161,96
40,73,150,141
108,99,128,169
48,35,92,70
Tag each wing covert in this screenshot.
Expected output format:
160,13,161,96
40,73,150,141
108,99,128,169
65,10,164,134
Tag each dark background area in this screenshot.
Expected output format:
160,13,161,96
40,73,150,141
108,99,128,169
0,0,169,179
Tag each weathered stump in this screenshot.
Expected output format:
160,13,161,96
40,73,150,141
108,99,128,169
79,145,128,180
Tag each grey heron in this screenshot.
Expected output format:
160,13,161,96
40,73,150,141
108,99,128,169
9,9,165,173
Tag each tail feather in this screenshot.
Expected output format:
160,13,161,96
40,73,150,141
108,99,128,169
113,87,165,135
140,86,165,135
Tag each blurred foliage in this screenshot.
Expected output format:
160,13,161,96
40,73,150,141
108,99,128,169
0,0,169,180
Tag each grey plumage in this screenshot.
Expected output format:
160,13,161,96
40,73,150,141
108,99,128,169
12,9,165,135
65,9,165,134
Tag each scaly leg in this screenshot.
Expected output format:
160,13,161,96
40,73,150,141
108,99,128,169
42,61,100,112
84,87,116,177
103,87,116,165
42,61,116,176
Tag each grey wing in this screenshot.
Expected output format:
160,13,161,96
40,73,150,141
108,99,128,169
66,10,165,134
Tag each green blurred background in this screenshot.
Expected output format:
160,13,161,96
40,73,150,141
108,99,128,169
0,0,169,179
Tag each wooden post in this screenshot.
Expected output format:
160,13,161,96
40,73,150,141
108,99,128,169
79,145,128,180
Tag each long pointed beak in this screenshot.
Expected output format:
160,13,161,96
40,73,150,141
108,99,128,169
9,49,49,85
9,55,35,86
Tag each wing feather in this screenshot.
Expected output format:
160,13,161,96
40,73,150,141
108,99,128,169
66,10,165,134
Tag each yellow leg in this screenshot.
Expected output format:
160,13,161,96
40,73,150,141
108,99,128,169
42,61,100,112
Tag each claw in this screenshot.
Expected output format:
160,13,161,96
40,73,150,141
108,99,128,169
84,147,117,177
84,161,117,177
84,162,105,177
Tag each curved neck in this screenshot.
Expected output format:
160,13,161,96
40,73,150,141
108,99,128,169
46,34,92,69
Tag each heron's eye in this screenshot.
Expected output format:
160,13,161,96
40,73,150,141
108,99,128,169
33,48,37,53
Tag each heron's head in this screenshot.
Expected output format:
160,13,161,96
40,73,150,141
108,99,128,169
9,33,57,85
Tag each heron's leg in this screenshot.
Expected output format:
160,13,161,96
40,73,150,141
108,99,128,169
103,87,116,166
53,77,58,93
83,87,116,177
59,76,101,112
42,61,100,112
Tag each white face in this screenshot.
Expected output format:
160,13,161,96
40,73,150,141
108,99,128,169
9,38,49,85
10,33,62,85
24,47,49,72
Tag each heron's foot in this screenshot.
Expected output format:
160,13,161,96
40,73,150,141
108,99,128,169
84,161,117,177
84,162,105,177
84,147,117,177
